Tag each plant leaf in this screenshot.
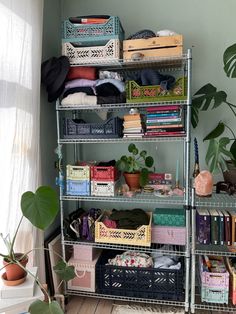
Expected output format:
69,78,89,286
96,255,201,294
145,156,154,168
193,83,227,111
128,143,136,153
230,140,236,163
205,137,231,173
191,102,199,128
116,160,126,172
21,186,59,230
29,300,63,314
223,43,236,78
203,122,225,141
140,150,147,158
53,260,75,281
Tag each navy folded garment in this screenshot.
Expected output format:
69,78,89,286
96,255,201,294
140,69,175,89
63,86,95,98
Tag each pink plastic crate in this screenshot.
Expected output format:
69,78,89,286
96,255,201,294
151,225,186,245
68,252,101,292
73,245,100,261
199,256,229,289
91,166,119,181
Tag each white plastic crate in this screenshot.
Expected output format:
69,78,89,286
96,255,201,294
66,165,90,180
62,39,121,65
91,180,119,197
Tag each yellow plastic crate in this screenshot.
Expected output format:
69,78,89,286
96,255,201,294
95,212,152,247
66,164,90,180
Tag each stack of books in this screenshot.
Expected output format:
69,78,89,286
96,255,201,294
123,112,144,138
144,105,185,137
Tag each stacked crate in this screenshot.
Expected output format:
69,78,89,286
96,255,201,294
199,255,229,304
61,16,124,64
68,245,102,292
226,257,236,305
90,166,119,197
66,165,90,196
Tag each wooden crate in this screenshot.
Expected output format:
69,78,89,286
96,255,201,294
123,35,183,61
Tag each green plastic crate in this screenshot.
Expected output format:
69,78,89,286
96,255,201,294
126,77,187,103
153,208,185,227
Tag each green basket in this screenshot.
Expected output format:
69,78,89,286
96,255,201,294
126,77,187,103
153,208,185,227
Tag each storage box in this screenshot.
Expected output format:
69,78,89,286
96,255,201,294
201,285,228,304
62,39,121,65
126,77,186,103
91,180,119,197
123,35,183,61
66,179,90,196
153,208,185,227
226,257,236,304
96,250,184,301
68,252,101,292
151,225,186,245
67,165,90,180
91,166,119,181
95,212,152,247
73,245,100,261
63,117,123,139
62,16,124,44
199,256,229,289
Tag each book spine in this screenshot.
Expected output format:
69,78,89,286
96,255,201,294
224,215,231,245
196,212,210,244
211,214,219,245
146,105,181,112
219,215,224,245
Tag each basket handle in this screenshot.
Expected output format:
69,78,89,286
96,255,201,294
131,52,144,61
75,269,86,278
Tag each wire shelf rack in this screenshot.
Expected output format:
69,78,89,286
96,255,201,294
66,289,186,307
61,194,185,205
195,193,236,208
195,244,236,257
194,301,236,312
63,240,186,256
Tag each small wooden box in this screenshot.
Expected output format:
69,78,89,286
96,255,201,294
123,35,183,61
68,252,101,292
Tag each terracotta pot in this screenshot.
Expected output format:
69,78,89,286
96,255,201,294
223,161,236,184
123,172,141,191
3,253,28,282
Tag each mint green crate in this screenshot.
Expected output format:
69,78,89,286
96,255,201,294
201,285,229,304
126,77,187,103
153,208,185,227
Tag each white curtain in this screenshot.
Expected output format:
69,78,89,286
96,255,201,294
0,0,45,280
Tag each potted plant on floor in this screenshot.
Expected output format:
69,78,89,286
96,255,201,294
116,143,154,190
0,186,75,314
192,43,236,183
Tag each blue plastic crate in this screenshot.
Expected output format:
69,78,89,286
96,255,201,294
62,16,124,45
66,179,90,196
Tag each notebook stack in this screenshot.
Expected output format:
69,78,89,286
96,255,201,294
123,112,144,138
144,105,185,137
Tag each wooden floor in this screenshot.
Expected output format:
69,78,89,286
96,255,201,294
65,296,230,314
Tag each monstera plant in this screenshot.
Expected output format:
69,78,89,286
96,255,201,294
192,43,236,176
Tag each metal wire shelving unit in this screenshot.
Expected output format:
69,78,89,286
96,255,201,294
56,52,192,312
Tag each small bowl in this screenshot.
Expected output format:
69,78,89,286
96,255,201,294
1,272,27,286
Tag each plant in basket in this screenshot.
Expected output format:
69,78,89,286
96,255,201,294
116,143,154,190
0,186,76,314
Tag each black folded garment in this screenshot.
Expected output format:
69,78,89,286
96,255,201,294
96,82,121,96
110,208,149,229
63,86,95,98
97,160,116,167
97,93,126,104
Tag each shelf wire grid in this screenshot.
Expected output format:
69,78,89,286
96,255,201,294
195,244,236,257
66,290,186,307
195,193,236,208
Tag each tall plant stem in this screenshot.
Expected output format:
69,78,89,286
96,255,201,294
225,124,236,139
9,216,23,258
226,101,236,116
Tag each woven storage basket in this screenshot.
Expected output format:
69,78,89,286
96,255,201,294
95,212,152,247
62,16,124,44
62,39,121,65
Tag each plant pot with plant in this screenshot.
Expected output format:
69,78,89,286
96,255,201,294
116,143,154,190
192,43,236,184
0,186,76,314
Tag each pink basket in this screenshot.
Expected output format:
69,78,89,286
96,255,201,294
151,225,186,245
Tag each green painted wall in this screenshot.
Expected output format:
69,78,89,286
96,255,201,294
61,0,236,183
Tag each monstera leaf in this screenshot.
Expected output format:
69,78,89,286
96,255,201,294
205,137,233,173
29,300,63,314
192,84,227,128
53,260,75,281
223,43,236,78
203,122,225,141
21,186,59,230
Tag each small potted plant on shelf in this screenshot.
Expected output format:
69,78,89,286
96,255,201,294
0,186,75,314
116,143,154,190
192,43,236,184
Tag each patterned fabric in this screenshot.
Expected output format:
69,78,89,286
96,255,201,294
108,251,153,268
